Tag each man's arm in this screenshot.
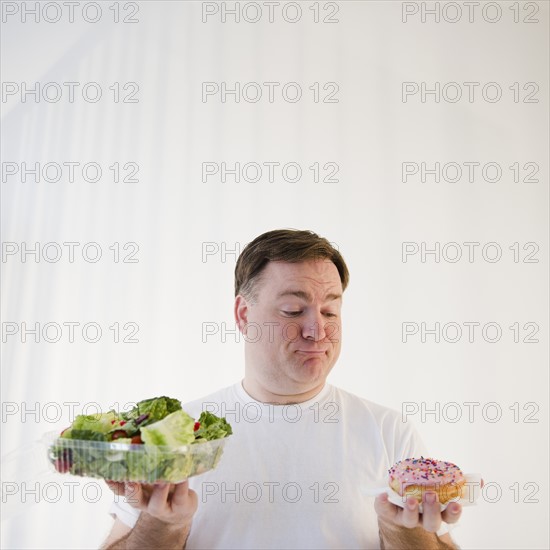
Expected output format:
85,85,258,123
101,518,131,549
102,514,192,550
375,492,461,550
101,481,197,550
378,522,456,550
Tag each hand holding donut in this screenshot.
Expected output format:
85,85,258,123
375,489,462,533
375,457,467,534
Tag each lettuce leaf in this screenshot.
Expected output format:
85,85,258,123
194,411,233,441
62,412,118,439
123,396,182,425
67,429,108,442
140,410,195,446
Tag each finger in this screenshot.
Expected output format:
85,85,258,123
400,496,420,529
125,483,147,509
374,493,399,524
441,501,462,524
186,488,198,514
147,483,171,516
171,480,190,506
421,492,441,533
172,485,198,519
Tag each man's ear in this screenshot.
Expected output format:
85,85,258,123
234,295,249,333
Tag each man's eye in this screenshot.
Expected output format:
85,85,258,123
324,312,337,318
282,311,302,317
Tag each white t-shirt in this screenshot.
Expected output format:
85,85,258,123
110,382,426,549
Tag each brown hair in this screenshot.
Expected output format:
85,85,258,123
235,229,350,299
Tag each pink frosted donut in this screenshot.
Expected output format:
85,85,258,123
388,457,465,504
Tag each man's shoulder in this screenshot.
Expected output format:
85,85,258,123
330,385,405,425
331,385,426,454
182,382,240,417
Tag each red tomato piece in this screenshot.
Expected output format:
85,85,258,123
54,458,71,473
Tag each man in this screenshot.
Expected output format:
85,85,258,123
103,229,462,549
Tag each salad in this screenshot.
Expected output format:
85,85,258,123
48,396,232,483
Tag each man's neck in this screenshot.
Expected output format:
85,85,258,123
241,378,326,405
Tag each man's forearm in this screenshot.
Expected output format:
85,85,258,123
379,520,457,550
104,513,191,550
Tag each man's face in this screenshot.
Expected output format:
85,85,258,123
235,259,343,400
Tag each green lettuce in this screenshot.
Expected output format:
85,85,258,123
62,412,118,439
140,410,195,446
123,396,182,425
67,429,108,442
194,411,233,441
50,396,231,482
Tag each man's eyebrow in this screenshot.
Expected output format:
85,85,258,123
276,290,342,302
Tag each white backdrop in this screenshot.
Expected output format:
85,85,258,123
1,1,548,548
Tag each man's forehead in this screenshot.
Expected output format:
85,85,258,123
265,259,339,277
275,289,342,303
262,260,342,293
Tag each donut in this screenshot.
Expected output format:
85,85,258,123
388,457,465,504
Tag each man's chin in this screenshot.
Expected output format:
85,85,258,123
292,355,331,381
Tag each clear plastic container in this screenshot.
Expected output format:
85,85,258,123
44,431,229,483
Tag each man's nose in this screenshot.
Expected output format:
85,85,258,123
302,312,326,341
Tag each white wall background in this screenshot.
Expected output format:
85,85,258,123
1,1,548,548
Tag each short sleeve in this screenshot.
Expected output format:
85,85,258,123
109,499,141,528
396,420,429,462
